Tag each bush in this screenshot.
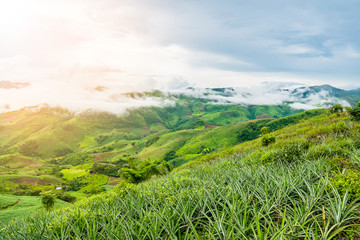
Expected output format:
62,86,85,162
54,191,76,203
348,101,360,121
90,163,120,177
261,126,269,135
41,191,56,211
330,121,348,133
64,177,87,191
121,159,172,183
332,169,360,200
261,134,276,146
329,104,343,114
261,140,310,164
81,185,105,195
164,150,177,161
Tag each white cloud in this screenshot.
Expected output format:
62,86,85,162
0,0,359,114
169,83,351,110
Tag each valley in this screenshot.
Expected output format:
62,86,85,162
1,85,360,239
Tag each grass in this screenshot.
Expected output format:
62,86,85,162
61,164,92,180
1,112,360,238
0,194,68,226
1,157,359,239
0,195,18,209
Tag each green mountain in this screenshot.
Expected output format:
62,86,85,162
1,84,360,234
1,104,360,238
292,84,360,105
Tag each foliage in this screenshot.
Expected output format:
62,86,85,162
95,135,108,144
145,136,160,147
0,194,68,225
261,126,269,135
54,191,77,203
19,140,39,157
332,169,360,200
236,122,263,142
120,159,172,183
64,177,87,191
2,158,360,239
3,108,360,237
164,150,177,161
330,120,348,133
0,180,18,194
41,191,56,211
329,104,344,114
57,152,94,166
54,147,73,157
90,162,121,177
348,101,360,120
261,134,276,146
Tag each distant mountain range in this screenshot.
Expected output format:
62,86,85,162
123,84,360,109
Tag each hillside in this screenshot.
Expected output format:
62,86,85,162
1,105,360,238
0,99,307,191
0,84,359,230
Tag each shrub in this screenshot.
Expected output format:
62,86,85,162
261,134,276,146
329,104,343,114
164,150,177,161
261,126,269,135
82,185,105,195
330,121,348,133
90,163,120,177
259,149,278,164
236,122,262,142
332,169,360,200
55,191,77,203
348,101,360,121
41,191,56,211
64,177,87,191
121,159,172,183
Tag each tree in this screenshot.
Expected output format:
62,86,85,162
261,127,269,135
348,102,360,121
261,127,275,146
329,104,343,115
41,191,56,211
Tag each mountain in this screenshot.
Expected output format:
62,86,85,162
1,106,360,238
1,84,360,228
290,84,360,105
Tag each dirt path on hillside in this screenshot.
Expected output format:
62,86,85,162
0,199,21,211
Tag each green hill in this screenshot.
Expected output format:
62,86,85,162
1,106,360,238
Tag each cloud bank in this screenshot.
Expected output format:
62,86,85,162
0,81,350,114
169,83,350,110
0,0,359,113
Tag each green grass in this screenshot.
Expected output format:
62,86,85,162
0,194,68,226
61,164,92,180
1,112,360,238
0,195,18,209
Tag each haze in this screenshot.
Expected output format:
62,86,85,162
0,0,359,112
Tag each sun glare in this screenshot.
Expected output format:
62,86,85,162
0,1,40,38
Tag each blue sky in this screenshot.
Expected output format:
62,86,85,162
0,0,359,112
146,0,360,87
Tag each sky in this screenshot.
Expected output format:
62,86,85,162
0,0,359,112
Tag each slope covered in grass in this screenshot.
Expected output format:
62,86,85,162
0,194,68,226
2,111,360,239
